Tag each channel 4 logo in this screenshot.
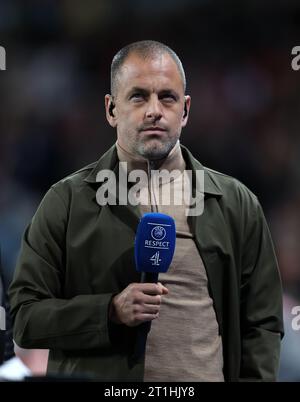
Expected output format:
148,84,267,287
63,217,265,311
0,46,6,71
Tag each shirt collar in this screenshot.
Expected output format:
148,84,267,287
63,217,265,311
84,143,223,197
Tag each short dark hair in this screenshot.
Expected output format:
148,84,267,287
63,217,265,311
110,40,186,96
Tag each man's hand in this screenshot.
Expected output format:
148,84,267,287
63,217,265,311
109,282,168,327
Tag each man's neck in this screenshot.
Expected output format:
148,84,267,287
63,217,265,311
116,141,186,174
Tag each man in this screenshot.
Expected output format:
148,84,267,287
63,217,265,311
9,40,283,381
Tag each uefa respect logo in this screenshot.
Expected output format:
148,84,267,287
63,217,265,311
151,226,166,241
0,46,6,71
95,162,205,216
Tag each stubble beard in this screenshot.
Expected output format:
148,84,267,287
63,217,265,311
135,136,179,161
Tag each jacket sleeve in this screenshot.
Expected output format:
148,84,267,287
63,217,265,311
8,186,114,351
239,195,284,381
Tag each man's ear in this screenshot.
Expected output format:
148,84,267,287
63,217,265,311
105,94,117,127
182,95,191,127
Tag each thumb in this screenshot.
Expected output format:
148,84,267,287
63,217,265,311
158,282,169,295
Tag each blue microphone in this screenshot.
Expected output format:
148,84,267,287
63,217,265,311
133,212,176,360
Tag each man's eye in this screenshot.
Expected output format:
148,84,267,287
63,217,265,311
130,94,144,100
161,95,176,102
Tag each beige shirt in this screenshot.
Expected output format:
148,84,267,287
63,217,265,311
117,142,224,381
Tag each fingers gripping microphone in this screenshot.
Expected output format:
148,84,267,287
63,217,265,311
133,212,176,360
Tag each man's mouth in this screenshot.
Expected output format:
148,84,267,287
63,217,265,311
140,127,167,134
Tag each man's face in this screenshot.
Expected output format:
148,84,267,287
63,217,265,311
105,52,191,160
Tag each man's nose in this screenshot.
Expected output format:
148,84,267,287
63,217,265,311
145,96,162,121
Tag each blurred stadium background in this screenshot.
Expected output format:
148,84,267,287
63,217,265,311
0,0,299,381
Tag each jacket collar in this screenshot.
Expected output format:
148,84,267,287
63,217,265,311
84,144,223,197
180,145,223,197
84,146,118,183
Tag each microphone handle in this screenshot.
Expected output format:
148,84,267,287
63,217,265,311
140,271,159,284
133,271,159,361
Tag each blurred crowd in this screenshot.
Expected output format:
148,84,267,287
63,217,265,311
0,0,299,381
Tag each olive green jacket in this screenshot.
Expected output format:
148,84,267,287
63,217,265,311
9,145,284,381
